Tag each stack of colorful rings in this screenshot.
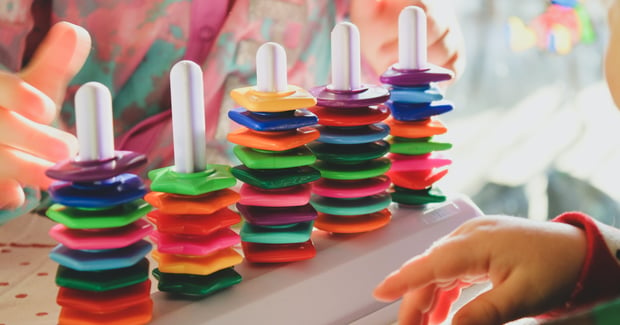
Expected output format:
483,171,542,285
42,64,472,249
228,42,320,263
380,6,455,206
46,82,153,324
308,22,393,234
145,61,243,296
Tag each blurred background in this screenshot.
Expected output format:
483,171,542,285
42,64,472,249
439,0,620,226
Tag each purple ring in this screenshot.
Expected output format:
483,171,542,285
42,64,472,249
46,150,147,182
380,64,454,87
310,84,390,108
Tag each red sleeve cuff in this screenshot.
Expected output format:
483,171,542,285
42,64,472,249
552,212,620,311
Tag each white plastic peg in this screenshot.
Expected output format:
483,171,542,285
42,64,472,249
330,22,362,91
75,82,115,162
170,60,207,174
399,6,427,70
256,42,288,93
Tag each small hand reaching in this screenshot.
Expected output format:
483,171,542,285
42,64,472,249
373,215,587,325
350,0,466,80
0,21,91,210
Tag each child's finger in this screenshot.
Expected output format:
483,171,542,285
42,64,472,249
424,0,455,47
374,239,486,301
424,0,465,78
0,145,57,190
19,21,91,107
427,29,463,73
0,72,56,124
605,1,620,108
451,280,529,325
0,179,26,210
0,108,78,162
397,286,438,325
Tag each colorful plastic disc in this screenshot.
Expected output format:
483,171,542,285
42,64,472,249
57,280,151,313
387,168,449,190
386,117,447,138
227,127,320,151
313,158,391,180
380,64,454,87
230,85,317,112
316,123,390,145
46,199,152,230
310,85,390,108
388,137,452,155
55,258,150,292
152,247,243,275
310,192,392,216
236,203,317,226
48,173,146,208
50,240,152,271
149,164,236,196
46,150,147,183
147,208,241,236
314,209,392,234
238,183,311,207
388,85,444,103
49,219,152,251
59,300,153,325
233,145,316,170
151,228,240,256
551,0,578,6
309,104,390,127
388,153,452,172
231,165,320,189
388,100,454,121
152,267,242,296
242,240,316,263
307,141,390,165
390,186,447,206
311,176,391,199
240,221,314,244
228,107,317,132
144,189,240,215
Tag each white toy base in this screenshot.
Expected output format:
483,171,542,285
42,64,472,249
151,195,484,325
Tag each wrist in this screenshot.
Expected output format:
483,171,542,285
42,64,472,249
551,212,620,312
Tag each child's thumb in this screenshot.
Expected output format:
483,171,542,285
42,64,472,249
0,179,26,210
19,21,91,109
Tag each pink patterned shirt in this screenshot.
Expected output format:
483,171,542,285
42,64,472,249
0,0,350,176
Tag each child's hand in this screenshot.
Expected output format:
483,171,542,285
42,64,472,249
605,0,620,108
350,0,465,80
0,22,91,209
373,216,587,325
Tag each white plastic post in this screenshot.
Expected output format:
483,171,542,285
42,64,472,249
399,6,427,70
75,82,116,162
170,60,207,174
330,22,362,91
256,42,288,93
